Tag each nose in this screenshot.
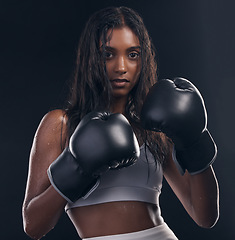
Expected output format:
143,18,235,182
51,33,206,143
114,56,127,74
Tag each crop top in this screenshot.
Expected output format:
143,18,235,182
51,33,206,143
65,144,163,211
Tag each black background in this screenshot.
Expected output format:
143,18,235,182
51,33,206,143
1,0,234,239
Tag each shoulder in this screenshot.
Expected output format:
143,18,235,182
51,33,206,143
40,109,67,128
33,109,68,152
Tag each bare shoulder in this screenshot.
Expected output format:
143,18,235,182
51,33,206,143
35,109,68,148
39,109,67,133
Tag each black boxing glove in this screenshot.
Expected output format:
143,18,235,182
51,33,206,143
48,111,140,203
141,77,217,175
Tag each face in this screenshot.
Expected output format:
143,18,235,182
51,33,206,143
103,26,141,98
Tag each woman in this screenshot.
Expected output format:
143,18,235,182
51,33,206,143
22,6,219,240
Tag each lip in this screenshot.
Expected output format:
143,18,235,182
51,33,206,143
110,78,130,88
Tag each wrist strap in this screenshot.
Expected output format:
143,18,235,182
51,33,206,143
172,130,217,175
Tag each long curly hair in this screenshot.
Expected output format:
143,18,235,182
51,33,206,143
64,6,171,165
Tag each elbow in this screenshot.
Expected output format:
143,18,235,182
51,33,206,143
23,222,42,240
197,218,219,229
24,226,37,240
23,217,47,240
196,209,219,229
22,208,37,239
22,208,47,240
22,200,60,239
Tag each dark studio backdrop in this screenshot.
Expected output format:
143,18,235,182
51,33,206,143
1,0,234,239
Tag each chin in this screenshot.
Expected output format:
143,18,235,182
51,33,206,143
112,91,129,99
112,86,134,96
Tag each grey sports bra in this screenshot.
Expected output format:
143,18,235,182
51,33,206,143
65,144,163,211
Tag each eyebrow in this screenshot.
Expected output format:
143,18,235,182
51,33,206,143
104,46,141,51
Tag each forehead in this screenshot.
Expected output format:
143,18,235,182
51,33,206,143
106,26,140,48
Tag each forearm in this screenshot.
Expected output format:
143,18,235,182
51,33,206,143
186,166,219,228
23,185,67,239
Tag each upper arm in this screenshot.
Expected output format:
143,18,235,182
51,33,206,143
23,109,68,206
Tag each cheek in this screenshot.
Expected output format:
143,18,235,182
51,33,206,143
130,61,141,79
105,62,112,77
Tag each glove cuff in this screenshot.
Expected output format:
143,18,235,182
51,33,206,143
172,130,217,175
48,148,99,203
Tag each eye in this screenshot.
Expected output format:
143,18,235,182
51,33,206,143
104,51,113,59
128,52,139,59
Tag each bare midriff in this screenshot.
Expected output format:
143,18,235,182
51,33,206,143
67,201,163,239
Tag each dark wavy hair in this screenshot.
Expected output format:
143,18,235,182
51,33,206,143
64,6,170,164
